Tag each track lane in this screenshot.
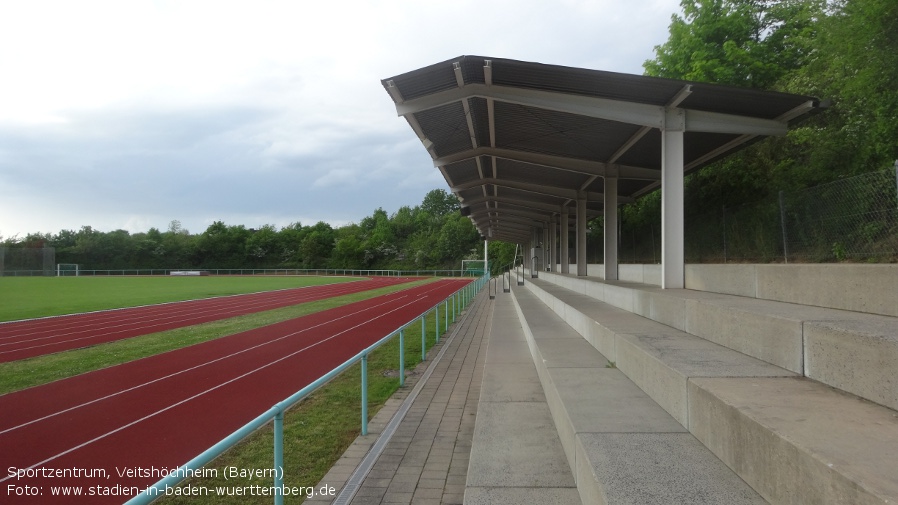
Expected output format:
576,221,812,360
0,278,471,504
0,276,415,363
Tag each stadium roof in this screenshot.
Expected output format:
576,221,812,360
381,55,820,246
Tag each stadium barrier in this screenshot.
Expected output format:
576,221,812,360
126,274,489,505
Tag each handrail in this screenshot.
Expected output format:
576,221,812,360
126,274,488,505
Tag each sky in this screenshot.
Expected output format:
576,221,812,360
0,0,683,240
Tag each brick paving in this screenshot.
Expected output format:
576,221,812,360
308,291,492,505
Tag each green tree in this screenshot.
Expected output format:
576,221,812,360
299,222,335,268
434,214,479,266
420,189,459,220
331,224,365,268
644,0,823,88
245,224,280,266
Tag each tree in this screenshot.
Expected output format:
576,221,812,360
245,225,280,266
644,0,824,88
782,0,898,174
420,189,459,220
434,214,479,266
299,222,335,268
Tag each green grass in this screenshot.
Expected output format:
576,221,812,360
0,275,360,322
0,279,437,395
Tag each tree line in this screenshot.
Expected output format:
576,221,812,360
629,0,897,231
2,190,488,271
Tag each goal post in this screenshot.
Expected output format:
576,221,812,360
461,259,487,277
56,264,80,277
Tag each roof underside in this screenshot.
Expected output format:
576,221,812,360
382,56,819,244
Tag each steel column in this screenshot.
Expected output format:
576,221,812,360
604,177,619,281
661,108,686,289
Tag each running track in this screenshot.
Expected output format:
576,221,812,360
0,278,471,504
0,276,414,363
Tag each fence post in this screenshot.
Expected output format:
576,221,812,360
778,190,789,263
435,305,440,343
273,410,285,505
444,300,449,331
894,160,897,211
361,354,368,436
399,330,405,387
421,316,426,361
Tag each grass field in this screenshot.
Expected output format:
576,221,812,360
2,275,467,504
0,275,361,322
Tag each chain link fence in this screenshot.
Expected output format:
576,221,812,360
607,165,898,264
0,247,56,276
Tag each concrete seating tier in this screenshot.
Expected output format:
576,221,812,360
521,273,898,504
509,287,767,504
534,270,898,412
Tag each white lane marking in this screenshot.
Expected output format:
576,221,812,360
0,295,426,484
0,292,409,435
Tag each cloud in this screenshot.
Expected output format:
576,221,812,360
0,0,683,239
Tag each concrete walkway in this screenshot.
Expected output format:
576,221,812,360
308,290,492,505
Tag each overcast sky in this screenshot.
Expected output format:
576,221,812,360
0,0,682,239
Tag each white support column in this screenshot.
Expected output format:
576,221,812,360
530,226,541,273
661,108,686,289
577,194,588,277
603,177,619,281
561,207,570,274
546,215,558,272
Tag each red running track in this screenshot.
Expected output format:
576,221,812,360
0,276,414,363
0,278,471,504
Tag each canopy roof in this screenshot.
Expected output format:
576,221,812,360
382,56,820,244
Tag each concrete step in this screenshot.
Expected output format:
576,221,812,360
690,377,898,505
564,263,898,317
534,270,898,412
510,286,766,504
465,291,580,505
524,276,898,504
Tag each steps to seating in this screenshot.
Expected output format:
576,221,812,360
510,286,767,504
465,292,580,505
521,272,898,504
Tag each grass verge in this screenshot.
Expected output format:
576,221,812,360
0,279,435,395
0,275,360,322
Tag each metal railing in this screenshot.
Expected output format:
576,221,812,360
126,274,488,505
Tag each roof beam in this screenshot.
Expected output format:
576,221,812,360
484,211,550,226
484,60,497,149
451,177,619,203
462,194,564,214
397,83,664,128
472,208,552,224
467,201,602,222
685,109,787,136
395,83,792,136
436,146,661,181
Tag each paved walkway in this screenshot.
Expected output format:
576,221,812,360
308,290,493,505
